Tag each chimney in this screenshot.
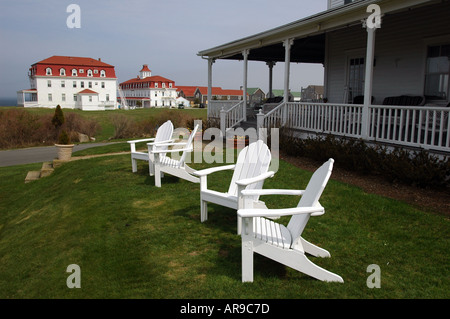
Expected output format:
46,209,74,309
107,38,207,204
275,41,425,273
98,58,101,61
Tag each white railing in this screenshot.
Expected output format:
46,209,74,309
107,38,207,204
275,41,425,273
261,102,450,153
209,100,242,118
368,105,450,151
219,101,245,136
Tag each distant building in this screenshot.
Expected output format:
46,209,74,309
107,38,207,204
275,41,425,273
119,65,177,108
301,85,324,102
176,86,245,106
17,55,118,110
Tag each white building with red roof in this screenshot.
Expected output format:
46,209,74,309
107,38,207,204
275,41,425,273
118,65,177,108
17,56,118,111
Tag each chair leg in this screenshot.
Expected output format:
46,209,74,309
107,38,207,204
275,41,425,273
131,157,137,173
300,237,331,258
241,239,254,282
200,199,208,222
289,251,343,283
155,166,162,187
148,161,155,176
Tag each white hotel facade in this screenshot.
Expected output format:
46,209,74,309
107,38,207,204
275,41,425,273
118,65,178,108
17,56,118,111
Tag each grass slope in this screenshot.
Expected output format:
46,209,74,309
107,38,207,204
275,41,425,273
0,152,448,299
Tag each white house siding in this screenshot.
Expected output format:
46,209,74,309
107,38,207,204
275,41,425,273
32,76,117,109
325,1,450,104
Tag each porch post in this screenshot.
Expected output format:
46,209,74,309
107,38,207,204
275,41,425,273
362,25,376,139
283,39,294,124
266,61,276,98
207,58,215,118
243,49,250,121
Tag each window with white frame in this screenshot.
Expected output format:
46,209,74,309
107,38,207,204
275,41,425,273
425,44,450,101
60,68,66,76
346,57,365,103
47,80,52,88
62,93,66,102
87,69,93,77
73,81,77,88
48,93,52,102
46,68,52,75
100,70,106,77
72,69,77,76
61,81,65,88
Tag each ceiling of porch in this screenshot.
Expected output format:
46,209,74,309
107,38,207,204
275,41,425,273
222,34,326,64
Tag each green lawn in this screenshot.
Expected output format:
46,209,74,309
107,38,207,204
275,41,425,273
0,145,448,299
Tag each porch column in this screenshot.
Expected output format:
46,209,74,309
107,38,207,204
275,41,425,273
242,49,250,121
283,39,294,124
266,61,276,98
362,26,376,139
207,58,215,117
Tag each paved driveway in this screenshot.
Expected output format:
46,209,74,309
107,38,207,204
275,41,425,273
0,143,115,167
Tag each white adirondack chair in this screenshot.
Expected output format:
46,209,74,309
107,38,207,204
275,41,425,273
237,158,344,283
194,140,274,232
127,120,174,176
152,124,200,187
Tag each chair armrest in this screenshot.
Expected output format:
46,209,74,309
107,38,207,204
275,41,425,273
235,171,275,186
193,165,236,177
146,139,174,146
241,189,305,197
152,142,188,148
238,205,324,218
127,138,155,144
151,147,193,154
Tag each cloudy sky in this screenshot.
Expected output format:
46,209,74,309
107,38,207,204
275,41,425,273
0,0,327,99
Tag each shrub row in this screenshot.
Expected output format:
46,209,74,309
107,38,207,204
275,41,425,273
110,110,211,139
0,109,100,149
280,131,450,189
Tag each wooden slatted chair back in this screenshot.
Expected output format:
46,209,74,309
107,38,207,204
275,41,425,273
287,159,334,242
178,124,199,168
227,140,271,199
153,120,174,157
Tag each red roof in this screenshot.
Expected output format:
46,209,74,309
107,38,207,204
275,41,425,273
31,56,116,78
195,87,245,96
140,64,151,72
78,89,98,94
36,56,114,68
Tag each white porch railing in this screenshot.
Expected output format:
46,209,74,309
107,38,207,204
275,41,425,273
214,101,245,136
260,102,450,153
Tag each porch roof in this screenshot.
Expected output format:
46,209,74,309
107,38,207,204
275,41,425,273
197,0,434,63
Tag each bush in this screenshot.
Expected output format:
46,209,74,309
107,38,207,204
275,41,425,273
279,131,450,189
58,130,71,145
0,109,101,149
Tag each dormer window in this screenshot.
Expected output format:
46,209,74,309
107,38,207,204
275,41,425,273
87,69,93,77
72,69,77,76
60,68,66,76
100,70,106,77
46,68,52,75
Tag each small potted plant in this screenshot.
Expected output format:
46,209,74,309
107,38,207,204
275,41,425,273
52,105,74,161
55,129,74,161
